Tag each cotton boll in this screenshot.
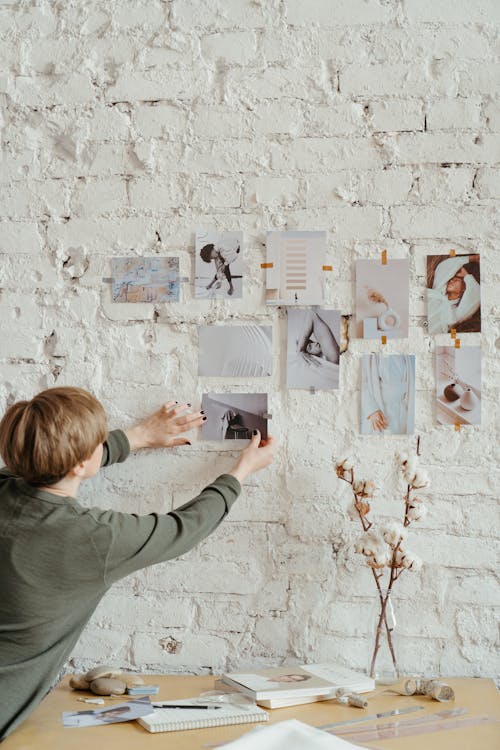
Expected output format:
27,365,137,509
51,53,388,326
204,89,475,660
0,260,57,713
382,522,407,547
354,531,383,556
397,549,423,572
411,469,430,489
402,456,418,483
352,480,365,494
407,503,427,521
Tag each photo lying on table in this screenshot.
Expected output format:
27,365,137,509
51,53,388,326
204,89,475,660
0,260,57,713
198,325,272,377
265,231,326,306
435,345,481,426
286,309,340,390
194,230,243,299
426,253,481,334
62,697,152,728
361,354,415,435
355,259,409,339
111,257,179,303
201,393,268,441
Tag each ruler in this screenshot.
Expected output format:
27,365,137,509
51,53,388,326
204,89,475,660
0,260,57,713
319,704,424,730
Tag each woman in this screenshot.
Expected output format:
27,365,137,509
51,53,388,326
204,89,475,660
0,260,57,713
287,310,340,390
427,254,480,334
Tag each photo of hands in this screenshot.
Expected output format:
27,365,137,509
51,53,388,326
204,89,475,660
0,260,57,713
286,309,340,390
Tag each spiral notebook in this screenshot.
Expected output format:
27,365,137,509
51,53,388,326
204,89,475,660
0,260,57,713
136,698,269,733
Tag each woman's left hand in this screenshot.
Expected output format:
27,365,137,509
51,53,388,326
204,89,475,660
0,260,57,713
125,402,205,450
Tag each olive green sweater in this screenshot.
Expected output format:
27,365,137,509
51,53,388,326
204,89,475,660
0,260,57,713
0,430,240,740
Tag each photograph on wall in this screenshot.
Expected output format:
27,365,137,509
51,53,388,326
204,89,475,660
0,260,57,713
355,259,409,339
265,231,326,306
426,253,481,335
201,393,268,441
111,257,179,303
361,354,415,435
194,230,243,299
198,325,272,377
435,345,481,426
286,309,340,390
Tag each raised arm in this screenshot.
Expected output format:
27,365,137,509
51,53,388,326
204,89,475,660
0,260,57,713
311,312,340,364
296,310,315,352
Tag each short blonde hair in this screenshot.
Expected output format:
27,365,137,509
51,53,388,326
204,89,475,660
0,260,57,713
0,387,107,485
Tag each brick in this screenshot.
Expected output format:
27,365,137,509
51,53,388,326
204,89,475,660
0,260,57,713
305,103,365,137
201,31,257,64
171,0,265,29
368,99,424,133
46,217,157,252
0,222,42,254
411,167,475,203
484,99,500,131
70,178,128,215
129,177,186,211
285,0,393,25
106,69,210,102
340,63,457,98
252,100,305,135
426,98,482,131
227,66,328,103
244,177,299,209
391,205,499,239
458,63,500,95
404,0,500,23
191,175,241,210
291,137,383,171
379,132,500,165
133,103,187,138
475,168,500,199
13,73,97,106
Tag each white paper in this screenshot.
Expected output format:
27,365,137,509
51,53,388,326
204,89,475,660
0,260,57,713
222,719,365,749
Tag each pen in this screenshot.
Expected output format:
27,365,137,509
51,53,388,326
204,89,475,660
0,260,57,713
153,704,222,710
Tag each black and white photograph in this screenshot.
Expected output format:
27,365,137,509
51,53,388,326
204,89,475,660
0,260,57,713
265,231,326,306
427,254,481,335
361,354,415,435
286,309,340,390
201,393,268,441
355,259,409,339
194,230,243,299
62,697,152,728
198,326,272,377
435,346,481,426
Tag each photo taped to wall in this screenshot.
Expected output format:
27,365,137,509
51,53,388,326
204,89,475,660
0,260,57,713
194,230,243,299
355,259,409,339
435,345,481,426
201,393,268,441
286,309,340,390
111,257,179,303
198,326,272,377
427,253,481,335
361,353,415,435
265,231,326,306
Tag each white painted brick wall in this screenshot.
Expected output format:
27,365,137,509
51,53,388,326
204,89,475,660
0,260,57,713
0,1,499,683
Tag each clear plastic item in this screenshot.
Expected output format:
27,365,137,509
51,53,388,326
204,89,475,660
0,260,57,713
196,689,257,708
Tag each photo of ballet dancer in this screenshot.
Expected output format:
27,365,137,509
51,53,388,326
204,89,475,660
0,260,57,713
286,309,340,389
194,230,243,299
355,259,409,339
426,254,481,334
198,325,272,377
201,393,268,441
361,353,415,435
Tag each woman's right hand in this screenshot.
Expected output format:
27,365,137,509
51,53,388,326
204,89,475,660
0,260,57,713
229,431,275,483
367,410,388,432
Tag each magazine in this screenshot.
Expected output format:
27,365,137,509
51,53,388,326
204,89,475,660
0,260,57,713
221,663,375,709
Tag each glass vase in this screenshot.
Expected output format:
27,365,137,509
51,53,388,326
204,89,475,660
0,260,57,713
368,588,400,684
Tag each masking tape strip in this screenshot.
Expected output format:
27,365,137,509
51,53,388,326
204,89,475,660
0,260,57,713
263,412,272,419
455,422,461,431
322,265,333,271
102,277,113,283
455,338,461,348
450,328,456,338
261,262,274,269
381,249,387,265
449,249,456,257
309,386,316,394
381,335,387,345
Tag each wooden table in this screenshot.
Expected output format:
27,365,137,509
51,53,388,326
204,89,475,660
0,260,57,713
3,675,499,749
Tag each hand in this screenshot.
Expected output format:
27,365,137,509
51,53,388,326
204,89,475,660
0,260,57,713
228,431,275,483
367,410,388,432
455,266,468,278
125,402,205,450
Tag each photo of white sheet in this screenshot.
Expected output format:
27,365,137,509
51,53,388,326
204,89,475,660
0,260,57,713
198,326,272,377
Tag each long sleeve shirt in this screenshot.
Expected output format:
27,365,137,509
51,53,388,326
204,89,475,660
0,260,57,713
0,430,240,740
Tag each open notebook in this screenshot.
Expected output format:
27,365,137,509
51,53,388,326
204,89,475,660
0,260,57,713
136,698,269,733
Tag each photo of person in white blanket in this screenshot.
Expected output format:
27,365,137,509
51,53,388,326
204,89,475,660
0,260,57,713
426,254,481,334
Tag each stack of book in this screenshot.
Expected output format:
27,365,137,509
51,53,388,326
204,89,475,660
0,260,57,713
220,662,375,709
